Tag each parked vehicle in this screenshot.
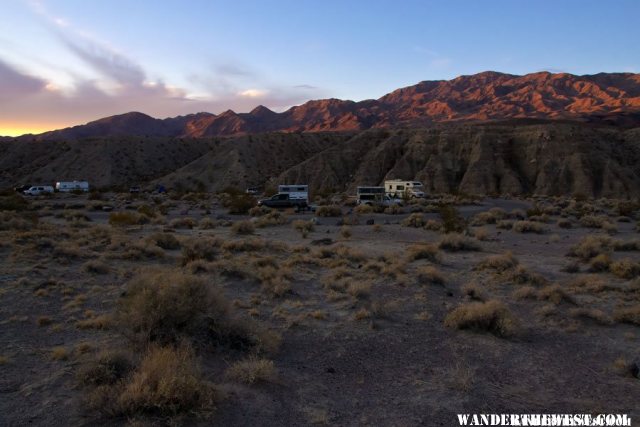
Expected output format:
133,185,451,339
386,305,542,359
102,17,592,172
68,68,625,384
14,184,32,193
245,187,260,195
129,186,141,193
56,181,90,193
23,185,54,196
384,179,425,198
356,186,386,205
258,184,309,210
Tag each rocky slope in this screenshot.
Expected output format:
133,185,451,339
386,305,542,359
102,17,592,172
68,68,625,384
4,122,638,198
16,71,640,140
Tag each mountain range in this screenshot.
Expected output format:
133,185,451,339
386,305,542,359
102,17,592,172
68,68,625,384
11,70,640,140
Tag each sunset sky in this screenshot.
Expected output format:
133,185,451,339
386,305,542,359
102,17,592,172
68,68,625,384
1,0,639,136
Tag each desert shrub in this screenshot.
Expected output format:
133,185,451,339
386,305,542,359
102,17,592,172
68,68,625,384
384,204,402,215
224,357,277,384
439,204,466,233
423,219,442,231
401,213,425,227
406,243,441,262
444,300,519,338
148,232,181,250
225,193,256,214
0,193,29,211
508,209,526,220
249,205,271,217
416,266,445,285
255,210,287,227
569,308,613,325
475,251,518,272
316,205,342,217
613,305,640,326
579,215,607,228
231,220,255,235
292,219,314,237
512,221,545,234
470,208,505,225
508,265,549,286
169,217,196,229
588,253,612,273
496,220,514,230
83,260,110,275
108,211,146,227
462,282,486,301
557,218,572,229
340,226,352,239
181,237,219,265
77,351,134,386
616,201,639,217
136,204,156,218
198,217,217,229
609,258,640,279
353,204,373,214
438,233,481,252
613,239,640,251
118,269,228,345
567,235,613,261
537,285,575,305
96,345,216,417
472,227,490,241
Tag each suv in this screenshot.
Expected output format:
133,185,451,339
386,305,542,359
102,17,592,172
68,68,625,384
24,185,54,196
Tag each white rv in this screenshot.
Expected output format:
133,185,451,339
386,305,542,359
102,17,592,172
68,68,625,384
384,179,425,198
55,181,90,193
277,185,309,203
23,185,54,196
356,186,386,204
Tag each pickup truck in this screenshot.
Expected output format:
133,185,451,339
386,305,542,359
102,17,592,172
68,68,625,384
258,193,309,210
358,195,404,207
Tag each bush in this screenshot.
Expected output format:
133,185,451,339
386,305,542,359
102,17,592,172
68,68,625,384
588,253,611,272
148,232,180,250
198,217,218,229
168,217,196,229
512,221,545,234
231,220,255,235
353,204,373,214
224,357,277,384
292,219,314,237
83,260,110,275
181,237,219,265
438,233,481,252
316,205,342,217
609,258,640,279
475,251,518,272
340,226,352,239
226,194,256,215
444,300,519,337
383,204,402,215
439,204,466,233
557,219,572,229
406,244,441,262
0,194,29,211
567,236,612,261
401,213,426,228
416,266,445,285
77,351,133,386
108,211,146,227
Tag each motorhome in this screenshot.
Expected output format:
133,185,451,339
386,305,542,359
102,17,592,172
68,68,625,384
384,179,425,198
55,181,90,193
23,185,54,196
356,186,386,204
258,184,309,209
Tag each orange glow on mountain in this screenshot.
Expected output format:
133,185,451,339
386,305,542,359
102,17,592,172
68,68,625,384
0,124,57,137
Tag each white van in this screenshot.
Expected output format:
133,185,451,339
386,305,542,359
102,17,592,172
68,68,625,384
23,185,54,196
384,179,425,198
55,181,90,193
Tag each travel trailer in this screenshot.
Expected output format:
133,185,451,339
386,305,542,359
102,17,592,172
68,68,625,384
23,185,54,196
356,186,386,204
384,179,425,198
55,181,90,193
258,184,309,209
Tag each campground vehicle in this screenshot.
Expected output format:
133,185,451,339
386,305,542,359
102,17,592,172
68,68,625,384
14,184,32,193
258,184,309,210
357,186,403,207
245,187,260,195
23,185,54,196
55,181,90,193
129,186,141,193
384,179,425,198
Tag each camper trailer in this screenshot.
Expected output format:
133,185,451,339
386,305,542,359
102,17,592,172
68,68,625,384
55,181,90,193
384,179,425,198
258,184,309,209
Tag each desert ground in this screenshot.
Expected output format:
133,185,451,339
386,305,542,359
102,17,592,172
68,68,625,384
0,190,639,426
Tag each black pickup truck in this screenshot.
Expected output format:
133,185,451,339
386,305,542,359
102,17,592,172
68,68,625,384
258,193,309,210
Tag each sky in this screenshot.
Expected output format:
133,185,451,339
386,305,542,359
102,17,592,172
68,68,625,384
1,0,639,136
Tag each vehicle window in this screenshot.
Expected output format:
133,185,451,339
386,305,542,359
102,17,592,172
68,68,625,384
397,185,404,190
279,194,287,200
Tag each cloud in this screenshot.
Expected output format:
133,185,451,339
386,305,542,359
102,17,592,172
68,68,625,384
0,59,47,99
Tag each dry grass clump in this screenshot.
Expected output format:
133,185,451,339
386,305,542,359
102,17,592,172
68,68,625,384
496,220,513,230
416,266,445,285
384,204,402,215
51,346,69,360
475,251,518,272
609,258,640,279
444,300,519,338
225,193,256,214
536,285,576,305
222,238,271,253
117,269,227,345
77,350,134,387
292,219,314,237
148,232,180,250
108,211,146,227
613,239,640,251
557,218,572,229
470,208,505,225
512,221,545,234
83,260,110,275
579,215,609,229
472,227,490,241
340,226,352,239
168,217,196,229
423,219,442,231
254,210,287,228
569,308,613,325
406,243,441,262
588,253,612,273
347,282,371,299
0,211,36,231
438,233,481,252
225,357,277,384
316,205,342,217
117,241,164,260
567,235,613,261
198,217,218,229
76,314,112,330
231,220,255,235
439,205,466,233
401,213,426,228
86,345,216,418
613,305,640,326
354,204,373,214
461,283,486,301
